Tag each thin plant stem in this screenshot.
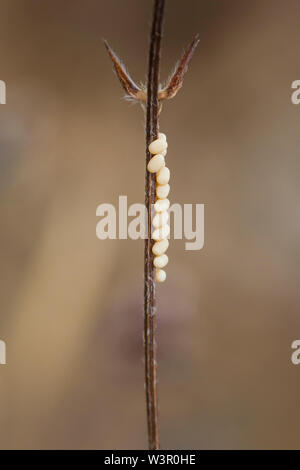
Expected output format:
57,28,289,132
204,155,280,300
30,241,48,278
104,0,199,450
144,0,165,451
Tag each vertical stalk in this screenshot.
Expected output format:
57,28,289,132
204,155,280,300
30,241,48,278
105,0,198,450
144,0,165,451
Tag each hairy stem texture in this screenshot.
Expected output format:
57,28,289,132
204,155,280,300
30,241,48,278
144,0,165,451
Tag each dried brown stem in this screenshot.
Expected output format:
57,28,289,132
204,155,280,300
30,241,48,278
159,34,200,100
104,0,199,451
144,0,165,451
103,40,146,102
104,34,199,104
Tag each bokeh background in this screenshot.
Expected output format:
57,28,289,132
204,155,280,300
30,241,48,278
0,0,300,450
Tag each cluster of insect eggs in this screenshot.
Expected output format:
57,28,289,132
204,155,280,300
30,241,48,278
147,133,170,283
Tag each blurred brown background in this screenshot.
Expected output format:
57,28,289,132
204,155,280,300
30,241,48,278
0,0,300,450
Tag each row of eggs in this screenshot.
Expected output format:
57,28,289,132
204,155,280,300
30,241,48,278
147,133,170,283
